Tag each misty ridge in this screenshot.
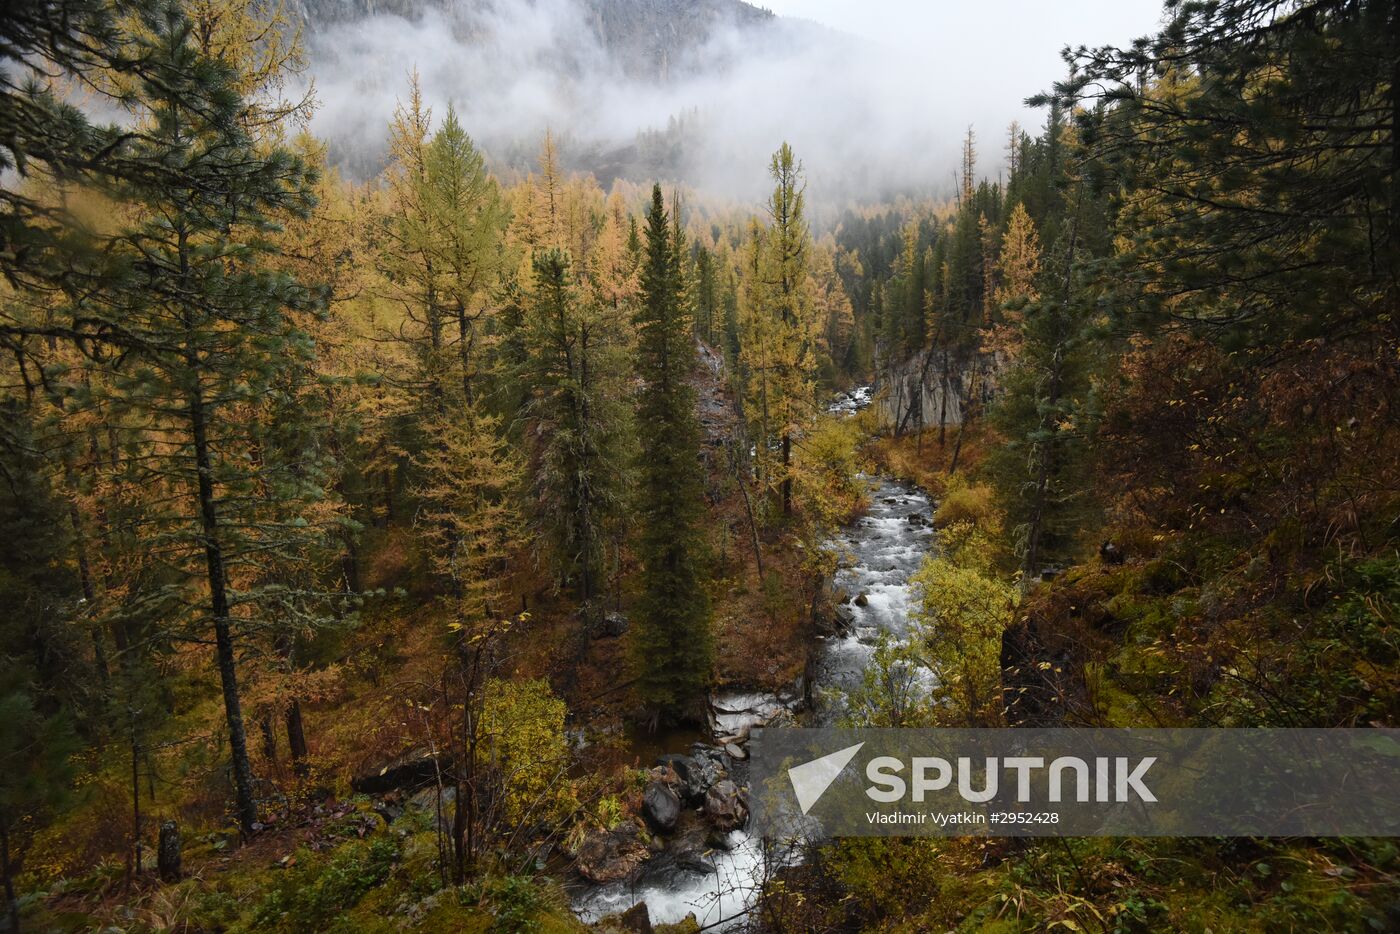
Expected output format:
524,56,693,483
293,0,979,202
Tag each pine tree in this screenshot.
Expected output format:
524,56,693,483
83,4,328,833
0,0,163,314
629,185,713,721
960,126,977,207
1060,0,1399,345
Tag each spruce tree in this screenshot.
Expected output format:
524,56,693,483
629,185,713,722
521,249,629,604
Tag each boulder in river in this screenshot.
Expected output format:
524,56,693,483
832,605,855,631
616,902,653,933
576,822,648,884
706,827,736,850
656,753,719,805
642,781,681,834
854,592,869,607
704,779,748,831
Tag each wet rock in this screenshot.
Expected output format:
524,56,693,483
618,902,654,933
704,779,748,831
642,781,682,834
372,797,405,824
648,820,719,878
763,707,796,728
657,753,719,805
722,742,747,760
403,784,455,832
907,513,926,526
350,747,449,795
596,611,629,638
831,604,855,632
690,742,725,763
778,674,805,708
706,827,735,850
576,822,648,884
854,592,869,607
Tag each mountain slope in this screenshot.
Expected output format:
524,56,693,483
292,0,778,82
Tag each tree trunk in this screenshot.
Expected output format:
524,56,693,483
781,432,792,516
1022,350,1062,585
65,500,109,687
457,301,474,406
948,358,980,476
737,465,765,581
285,700,309,775
188,387,259,835
340,538,360,593
452,643,483,885
129,727,141,884
260,715,278,771
157,821,181,883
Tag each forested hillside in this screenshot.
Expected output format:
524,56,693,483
290,0,777,81
1,0,1397,931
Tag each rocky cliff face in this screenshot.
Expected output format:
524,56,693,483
875,350,967,434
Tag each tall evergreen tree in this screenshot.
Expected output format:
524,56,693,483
629,185,713,722
83,4,329,833
521,249,629,604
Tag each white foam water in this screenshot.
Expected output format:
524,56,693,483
570,473,935,928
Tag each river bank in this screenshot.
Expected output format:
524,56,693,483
570,470,937,929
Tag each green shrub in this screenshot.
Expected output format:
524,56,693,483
251,837,399,933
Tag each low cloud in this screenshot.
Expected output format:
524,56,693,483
301,0,1007,202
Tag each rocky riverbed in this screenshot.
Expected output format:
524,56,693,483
570,472,936,930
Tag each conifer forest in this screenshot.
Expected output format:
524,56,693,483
1,0,1398,930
